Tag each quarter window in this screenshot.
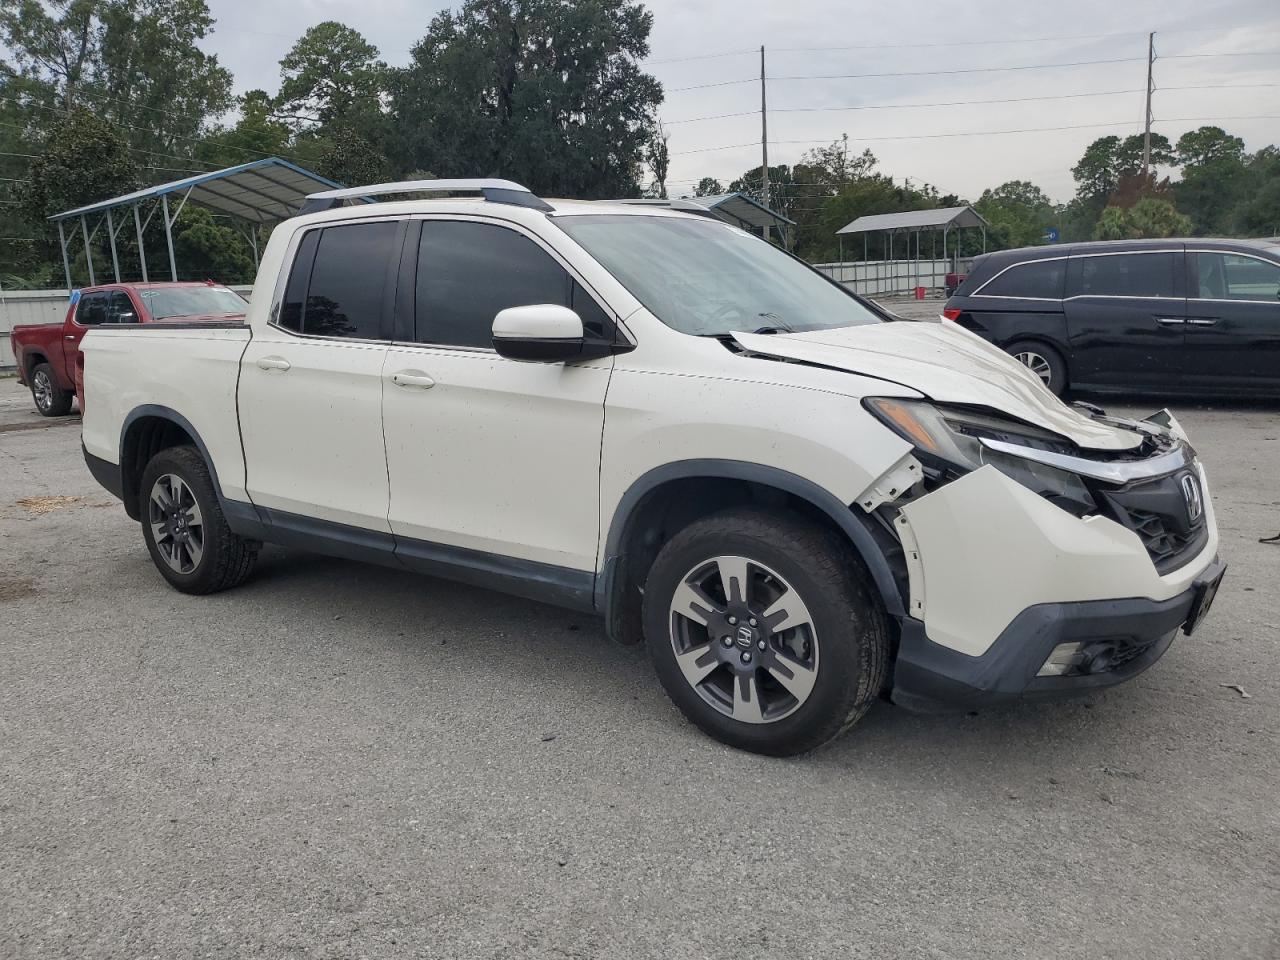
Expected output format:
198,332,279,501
977,259,1065,299
106,292,136,323
1194,252,1280,302
1072,253,1176,298
415,221,611,347
276,222,399,338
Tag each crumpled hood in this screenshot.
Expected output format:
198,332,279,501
732,321,1143,451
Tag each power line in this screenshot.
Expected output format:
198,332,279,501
668,115,1280,156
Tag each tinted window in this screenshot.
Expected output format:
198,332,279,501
107,292,136,323
416,221,573,348
76,293,108,326
978,259,1065,299
1195,252,1280,301
1073,253,1176,298
276,223,397,338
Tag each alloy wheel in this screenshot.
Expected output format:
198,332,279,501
32,370,54,412
668,555,819,724
148,473,205,574
1013,350,1053,388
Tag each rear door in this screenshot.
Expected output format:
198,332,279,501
63,292,108,378
1064,249,1185,390
1182,249,1280,391
238,218,404,531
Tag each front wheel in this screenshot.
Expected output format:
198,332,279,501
140,446,259,594
30,362,73,417
642,509,890,756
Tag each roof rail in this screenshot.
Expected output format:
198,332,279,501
605,198,721,219
299,178,553,215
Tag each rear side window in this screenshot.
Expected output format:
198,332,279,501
1072,253,1176,298
76,293,108,326
107,292,136,323
276,222,399,338
1194,252,1280,301
976,259,1065,299
416,221,600,348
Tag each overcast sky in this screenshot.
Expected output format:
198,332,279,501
203,0,1280,204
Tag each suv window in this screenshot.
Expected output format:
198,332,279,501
276,222,399,338
977,259,1065,299
76,292,108,326
415,221,610,348
1072,253,1176,298
1195,252,1280,302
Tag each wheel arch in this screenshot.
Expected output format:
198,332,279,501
23,350,49,378
597,460,907,644
118,406,227,521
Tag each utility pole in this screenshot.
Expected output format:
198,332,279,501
760,45,770,239
1142,32,1156,177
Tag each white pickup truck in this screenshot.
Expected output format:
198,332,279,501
81,179,1225,755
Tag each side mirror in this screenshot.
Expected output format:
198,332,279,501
492,304,585,362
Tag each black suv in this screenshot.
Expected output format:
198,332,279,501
943,238,1280,397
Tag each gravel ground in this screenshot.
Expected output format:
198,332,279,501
1,374,1277,960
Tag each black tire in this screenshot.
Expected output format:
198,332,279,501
1006,340,1068,397
30,362,73,417
642,508,890,756
139,445,258,595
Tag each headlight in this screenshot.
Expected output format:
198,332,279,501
865,397,1095,516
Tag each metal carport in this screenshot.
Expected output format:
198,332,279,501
835,205,988,268
47,157,344,289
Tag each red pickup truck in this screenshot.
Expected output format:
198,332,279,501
10,282,247,416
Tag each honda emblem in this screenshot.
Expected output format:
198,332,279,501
1181,474,1203,524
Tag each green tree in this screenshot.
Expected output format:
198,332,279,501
16,105,136,282
171,206,254,282
392,0,662,199
691,177,723,197
1093,198,1190,240
975,180,1056,249
275,21,387,135
1177,126,1245,167
196,90,292,168
645,120,669,198
1113,133,1174,175
310,126,388,187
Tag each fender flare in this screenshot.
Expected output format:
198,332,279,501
597,459,906,622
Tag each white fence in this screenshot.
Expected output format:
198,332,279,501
1,286,253,371
813,258,975,298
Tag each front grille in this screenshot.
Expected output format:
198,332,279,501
1096,471,1208,574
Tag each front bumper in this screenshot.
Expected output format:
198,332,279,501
892,557,1226,711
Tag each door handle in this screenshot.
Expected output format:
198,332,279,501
256,356,291,371
1186,318,1219,326
1154,317,1186,326
391,370,436,389
64,334,76,341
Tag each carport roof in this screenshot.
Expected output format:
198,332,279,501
49,157,345,224
836,205,987,235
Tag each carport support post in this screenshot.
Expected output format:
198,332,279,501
106,209,121,283
133,204,149,283
56,221,73,291
80,215,95,286
162,194,177,282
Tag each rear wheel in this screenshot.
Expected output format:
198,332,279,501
30,362,73,417
140,446,258,594
642,509,890,756
1007,340,1067,397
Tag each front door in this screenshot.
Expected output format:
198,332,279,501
1182,250,1280,392
383,218,614,578
1063,250,1186,390
238,218,404,531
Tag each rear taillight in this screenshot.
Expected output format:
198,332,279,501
941,307,962,321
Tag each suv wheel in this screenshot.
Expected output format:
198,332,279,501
642,509,889,756
30,362,73,417
140,446,259,594
1007,340,1067,397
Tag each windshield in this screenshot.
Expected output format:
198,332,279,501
138,286,246,320
556,214,882,336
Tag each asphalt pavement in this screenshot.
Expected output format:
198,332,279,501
1,371,1277,959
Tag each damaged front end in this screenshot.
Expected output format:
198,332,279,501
853,399,1224,710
